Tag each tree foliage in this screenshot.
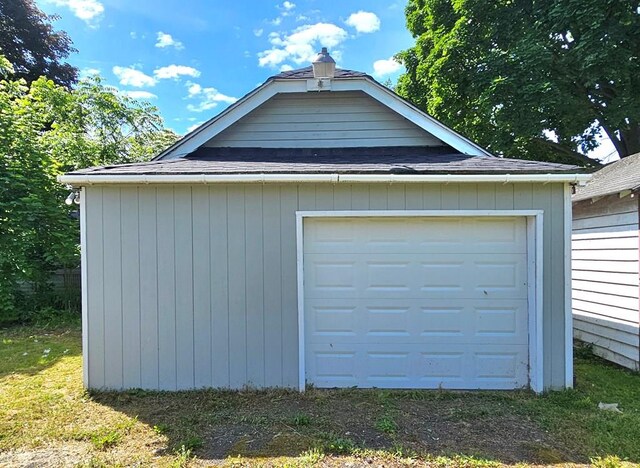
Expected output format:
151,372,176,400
0,0,78,87
396,0,640,163
0,60,178,321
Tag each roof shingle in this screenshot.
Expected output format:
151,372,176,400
573,152,640,201
67,147,580,176
272,66,370,80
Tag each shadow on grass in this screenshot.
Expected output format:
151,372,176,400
91,387,588,465
0,324,81,379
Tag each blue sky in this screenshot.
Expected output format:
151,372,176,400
35,0,617,161
36,0,413,135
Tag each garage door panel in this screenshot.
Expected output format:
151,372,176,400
307,343,529,389
305,253,528,299
306,298,528,345
304,217,526,255
304,216,530,390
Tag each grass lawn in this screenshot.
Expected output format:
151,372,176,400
1,323,639,467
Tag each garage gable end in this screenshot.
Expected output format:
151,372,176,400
155,70,492,160
203,91,445,149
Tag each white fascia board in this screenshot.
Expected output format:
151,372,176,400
58,173,591,186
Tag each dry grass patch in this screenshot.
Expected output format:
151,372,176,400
1,325,639,467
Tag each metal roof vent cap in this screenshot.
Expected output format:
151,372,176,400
312,47,336,78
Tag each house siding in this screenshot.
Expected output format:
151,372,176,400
572,193,640,370
83,182,569,391
204,91,444,148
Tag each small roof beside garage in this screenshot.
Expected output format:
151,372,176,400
573,152,640,201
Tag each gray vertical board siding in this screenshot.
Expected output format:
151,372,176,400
549,183,567,386
204,91,444,148
138,187,159,389
174,187,195,389
156,186,177,390
245,185,265,387
85,187,104,388
532,184,556,387
279,185,300,387
102,187,123,389
192,186,212,388
571,193,640,371
120,187,141,388
210,186,230,388
263,186,283,386
84,182,569,390
387,185,406,209
227,186,248,388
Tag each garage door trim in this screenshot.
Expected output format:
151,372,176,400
296,210,544,393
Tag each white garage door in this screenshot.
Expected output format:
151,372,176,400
303,216,530,390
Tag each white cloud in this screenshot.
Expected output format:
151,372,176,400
282,1,295,10
258,23,348,68
253,28,264,37
123,90,158,100
130,31,137,39
155,32,184,50
372,57,402,77
270,17,282,26
280,64,294,72
185,81,237,112
153,65,200,80
187,121,205,133
345,11,381,34
112,66,156,87
48,0,104,22
79,67,100,79
187,82,202,96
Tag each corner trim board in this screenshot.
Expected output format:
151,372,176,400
80,187,89,388
563,183,574,388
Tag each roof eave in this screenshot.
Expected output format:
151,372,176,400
59,172,592,187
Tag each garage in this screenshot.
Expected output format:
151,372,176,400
63,53,584,392
302,215,531,390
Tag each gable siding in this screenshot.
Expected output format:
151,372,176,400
83,182,569,391
204,91,444,148
572,193,640,371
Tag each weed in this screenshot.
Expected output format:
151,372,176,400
574,341,595,360
171,445,193,468
591,455,624,468
299,447,325,464
90,431,121,450
375,414,397,434
391,443,418,459
320,432,356,455
290,412,311,426
235,414,269,425
153,423,170,435
178,435,203,451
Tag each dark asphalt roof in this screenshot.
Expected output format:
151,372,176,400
574,152,640,201
272,66,370,80
67,147,580,176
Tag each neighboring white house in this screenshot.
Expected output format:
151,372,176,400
60,49,589,392
572,153,640,371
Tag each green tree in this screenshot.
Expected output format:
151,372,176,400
39,76,179,170
396,0,640,163
0,0,78,87
0,60,178,322
0,71,77,320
